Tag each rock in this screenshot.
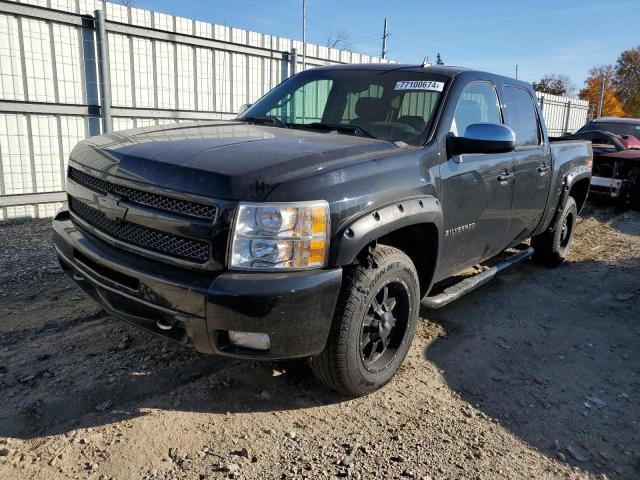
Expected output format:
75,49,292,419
181,459,192,471
615,293,634,302
224,462,240,473
556,452,566,462
566,445,588,462
265,428,276,435
147,468,157,477
259,390,271,400
285,431,297,440
169,448,179,459
585,396,606,407
0,447,15,457
95,400,112,412
78,438,88,445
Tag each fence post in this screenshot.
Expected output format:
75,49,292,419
290,47,297,77
94,10,112,134
563,100,572,134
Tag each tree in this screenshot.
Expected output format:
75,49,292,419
579,66,625,117
435,53,444,65
532,74,575,96
613,46,640,117
325,29,351,50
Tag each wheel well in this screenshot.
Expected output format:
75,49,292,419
368,223,439,298
569,178,590,213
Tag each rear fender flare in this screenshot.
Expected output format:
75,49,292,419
548,165,591,232
331,196,443,266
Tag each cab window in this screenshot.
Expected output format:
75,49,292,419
450,82,502,137
503,86,540,147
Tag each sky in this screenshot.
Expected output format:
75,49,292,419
134,0,639,93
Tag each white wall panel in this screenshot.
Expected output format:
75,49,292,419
214,50,230,113
176,44,194,110
0,114,32,195
50,0,77,12
132,37,154,108
22,18,55,102
30,115,61,192
59,116,85,170
155,41,175,109
112,117,134,131
196,48,213,111
0,14,24,101
53,24,82,104
231,53,246,112
108,33,132,106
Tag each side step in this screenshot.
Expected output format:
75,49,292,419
421,246,534,309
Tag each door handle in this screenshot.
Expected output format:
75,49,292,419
497,172,514,186
537,164,550,176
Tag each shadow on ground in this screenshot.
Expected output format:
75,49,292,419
424,258,640,479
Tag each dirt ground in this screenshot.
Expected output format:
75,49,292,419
0,204,638,480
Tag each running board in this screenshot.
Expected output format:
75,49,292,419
421,247,534,309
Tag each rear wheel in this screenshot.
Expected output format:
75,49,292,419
309,245,419,397
531,196,577,267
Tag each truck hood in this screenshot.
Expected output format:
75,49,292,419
70,121,405,201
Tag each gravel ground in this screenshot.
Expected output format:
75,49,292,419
0,204,638,480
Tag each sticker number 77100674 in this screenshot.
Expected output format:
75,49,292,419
394,80,444,92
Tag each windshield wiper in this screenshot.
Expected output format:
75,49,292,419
241,115,289,129
306,122,377,139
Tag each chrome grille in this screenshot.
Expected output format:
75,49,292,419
69,198,210,263
68,167,217,220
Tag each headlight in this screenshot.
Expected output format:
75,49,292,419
230,201,329,270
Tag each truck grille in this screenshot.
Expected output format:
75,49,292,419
69,198,210,263
68,167,217,221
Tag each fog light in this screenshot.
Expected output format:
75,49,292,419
228,331,270,351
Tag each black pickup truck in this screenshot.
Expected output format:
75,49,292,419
53,64,592,396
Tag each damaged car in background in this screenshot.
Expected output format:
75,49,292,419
566,116,640,209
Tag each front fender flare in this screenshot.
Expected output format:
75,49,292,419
331,196,443,266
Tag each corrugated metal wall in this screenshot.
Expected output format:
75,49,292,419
536,92,589,137
0,0,392,220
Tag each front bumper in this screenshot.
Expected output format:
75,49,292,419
53,212,342,359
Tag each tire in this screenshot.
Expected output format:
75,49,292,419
531,196,578,267
309,245,420,397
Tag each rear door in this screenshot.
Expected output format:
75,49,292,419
439,81,516,275
502,85,551,243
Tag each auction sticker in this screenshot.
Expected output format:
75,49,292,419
394,80,444,92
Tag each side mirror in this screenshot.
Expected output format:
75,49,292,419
238,103,252,115
448,123,515,158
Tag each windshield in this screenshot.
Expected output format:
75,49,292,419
238,69,448,146
579,121,640,138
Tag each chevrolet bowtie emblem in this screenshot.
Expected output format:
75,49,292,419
98,193,128,222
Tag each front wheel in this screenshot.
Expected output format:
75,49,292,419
531,196,578,267
309,245,420,397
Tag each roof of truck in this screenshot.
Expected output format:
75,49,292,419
311,63,529,87
592,116,640,124
312,63,468,77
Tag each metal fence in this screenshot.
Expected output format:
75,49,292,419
0,0,392,220
536,92,589,137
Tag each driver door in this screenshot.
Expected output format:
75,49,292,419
439,81,516,275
